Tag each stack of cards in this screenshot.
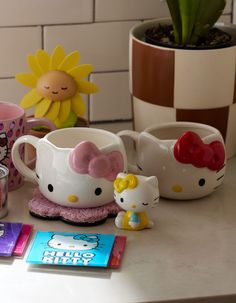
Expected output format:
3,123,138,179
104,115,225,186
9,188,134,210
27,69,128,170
27,231,126,268
0,222,33,257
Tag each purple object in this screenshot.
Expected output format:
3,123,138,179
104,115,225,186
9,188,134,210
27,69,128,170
0,222,23,256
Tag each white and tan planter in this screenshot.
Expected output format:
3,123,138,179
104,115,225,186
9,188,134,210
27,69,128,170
130,19,236,159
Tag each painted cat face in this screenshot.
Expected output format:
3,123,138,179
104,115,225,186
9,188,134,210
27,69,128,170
36,140,124,208
0,133,8,162
136,131,226,200
114,173,159,212
48,235,99,251
38,174,114,208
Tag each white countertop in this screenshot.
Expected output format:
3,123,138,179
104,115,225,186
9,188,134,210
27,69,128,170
1,156,236,303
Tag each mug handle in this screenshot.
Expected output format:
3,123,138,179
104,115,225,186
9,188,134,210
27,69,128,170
117,130,140,174
12,135,39,183
25,117,56,168
25,117,56,133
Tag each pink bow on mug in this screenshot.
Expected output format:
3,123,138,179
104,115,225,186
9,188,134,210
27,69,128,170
69,141,124,181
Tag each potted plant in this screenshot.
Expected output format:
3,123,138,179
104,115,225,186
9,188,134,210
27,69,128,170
130,0,236,159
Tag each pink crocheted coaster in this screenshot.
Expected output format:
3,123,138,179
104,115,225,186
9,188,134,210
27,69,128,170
28,188,120,226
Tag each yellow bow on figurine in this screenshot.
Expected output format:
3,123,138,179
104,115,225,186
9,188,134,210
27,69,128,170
114,174,138,193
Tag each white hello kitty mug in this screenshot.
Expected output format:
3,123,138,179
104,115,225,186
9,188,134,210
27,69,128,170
12,127,127,208
118,122,226,200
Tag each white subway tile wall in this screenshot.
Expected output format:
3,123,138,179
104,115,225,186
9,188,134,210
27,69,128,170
0,0,233,133
90,72,132,121
44,21,139,72
0,27,42,78
0,0,93,26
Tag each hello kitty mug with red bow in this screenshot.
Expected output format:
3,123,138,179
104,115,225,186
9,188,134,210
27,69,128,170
12,127,127,208
118,122,226,200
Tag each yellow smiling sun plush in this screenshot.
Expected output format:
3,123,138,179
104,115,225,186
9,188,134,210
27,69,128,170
16,45,99,128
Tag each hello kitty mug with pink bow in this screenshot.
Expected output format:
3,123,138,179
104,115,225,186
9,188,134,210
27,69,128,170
12,127,127,208
118,122,226,200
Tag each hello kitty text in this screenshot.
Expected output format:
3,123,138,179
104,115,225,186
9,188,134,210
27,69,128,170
41,234,99,265
42,251,95,266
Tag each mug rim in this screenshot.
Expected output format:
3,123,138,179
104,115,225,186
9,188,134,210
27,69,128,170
143,122,222,142
44,127,123,150
0,101,24,122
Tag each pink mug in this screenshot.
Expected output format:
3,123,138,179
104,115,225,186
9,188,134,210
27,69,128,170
0,101,55,191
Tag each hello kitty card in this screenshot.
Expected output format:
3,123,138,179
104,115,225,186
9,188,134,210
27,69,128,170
26,232,125,268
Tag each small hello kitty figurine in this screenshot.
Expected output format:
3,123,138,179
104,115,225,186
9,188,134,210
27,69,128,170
113,173,159,231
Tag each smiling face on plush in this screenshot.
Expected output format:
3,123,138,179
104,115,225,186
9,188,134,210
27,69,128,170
16,45,99,127
114,173,159,212
37,70,77,101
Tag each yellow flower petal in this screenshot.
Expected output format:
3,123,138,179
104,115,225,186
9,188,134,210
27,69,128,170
15,73,37,88
36,49,50,73
71,94,86,116
58,51,80,72
27,54,43,77
34,98,52,118
77,80,99,94
50,45,66,70
44,101,61,122
68,64,93,80
20,88,43,109
58,99,71,122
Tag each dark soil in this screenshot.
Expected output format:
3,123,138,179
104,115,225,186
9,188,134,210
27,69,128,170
145,24,232,49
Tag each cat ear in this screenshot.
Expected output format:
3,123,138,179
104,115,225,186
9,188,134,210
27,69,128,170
146,176,158,187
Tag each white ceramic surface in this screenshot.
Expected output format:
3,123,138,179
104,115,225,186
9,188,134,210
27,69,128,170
118,122,226,200
12,127,127,208
114,173,159,230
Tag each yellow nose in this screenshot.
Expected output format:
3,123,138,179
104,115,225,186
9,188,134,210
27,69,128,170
68,195,78,203
172,185,183,193
130,204,136,209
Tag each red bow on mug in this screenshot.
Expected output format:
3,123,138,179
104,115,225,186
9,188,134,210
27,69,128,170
173,131,225,171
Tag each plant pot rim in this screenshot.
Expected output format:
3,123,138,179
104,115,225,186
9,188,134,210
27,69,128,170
130,18,236,51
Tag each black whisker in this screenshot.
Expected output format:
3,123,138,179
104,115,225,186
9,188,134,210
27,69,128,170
217,175,224,181
154,196,160,201
137,164,143,171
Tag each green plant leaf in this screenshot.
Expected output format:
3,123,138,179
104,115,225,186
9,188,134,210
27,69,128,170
178,0,201,46
190,0,226,45
166,0,182,44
